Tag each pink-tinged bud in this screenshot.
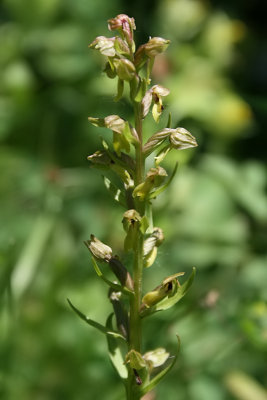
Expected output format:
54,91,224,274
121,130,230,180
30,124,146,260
108,14,136,43
113,58,136,81
89,36,116,57
144,37,170,57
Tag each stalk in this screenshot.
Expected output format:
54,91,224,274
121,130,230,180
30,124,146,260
72,14,198,400
127,101,145,399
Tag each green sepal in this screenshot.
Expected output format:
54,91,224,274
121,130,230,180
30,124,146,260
67,298,126,340
114,78,124,102
134,77,147,102
106,314,128,380
140,216,149,234
125,350,147,370
167,112,172,128
155,145,171,165
149,162,178,199
91,257,134,296
103,176,127,207
146,57,154,84
139,336,180,396
113,131,130,155
140,268,196,318
130,75,140,101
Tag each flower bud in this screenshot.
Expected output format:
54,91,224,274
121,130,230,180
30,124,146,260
104,115,127,134
122,209,142,251
108,14,136,46
89,36,116,57
85,235,112,262
143,127,197,156
169,127,198,150
113,58,136,81
144,37,170,57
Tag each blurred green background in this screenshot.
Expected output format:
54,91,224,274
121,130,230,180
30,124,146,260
1,0,267,399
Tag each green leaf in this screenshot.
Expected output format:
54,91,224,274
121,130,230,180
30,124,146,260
149,162,178,200
139,336,180,396
106,314,128,380
103,176,127,207
67,299,126,340
140,268,196,317
91,257,134,296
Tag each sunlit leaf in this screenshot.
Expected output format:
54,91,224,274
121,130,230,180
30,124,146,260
67,299,126,340
106,314,128,380
91,256,134,296
103,176,127,207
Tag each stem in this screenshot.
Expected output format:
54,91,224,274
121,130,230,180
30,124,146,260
127,101,145,399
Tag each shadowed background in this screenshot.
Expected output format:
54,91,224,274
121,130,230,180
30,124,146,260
0,0,267,399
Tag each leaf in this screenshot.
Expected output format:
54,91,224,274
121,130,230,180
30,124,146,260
91,257,134,296
149,162,178,200
103,176,127,207
106,314,128,380
139,336,180,396
67,299,126,340
140,268,196,318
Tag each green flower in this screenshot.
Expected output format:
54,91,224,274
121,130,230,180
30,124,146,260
89,36,116,57
133,167,167,201
142,85,170,121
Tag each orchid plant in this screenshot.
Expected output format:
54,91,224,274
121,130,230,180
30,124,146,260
68,14,197,400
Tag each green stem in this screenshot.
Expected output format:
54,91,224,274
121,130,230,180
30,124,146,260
127,101,145,400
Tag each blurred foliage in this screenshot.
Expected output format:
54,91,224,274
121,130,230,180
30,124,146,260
0,0,267,399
